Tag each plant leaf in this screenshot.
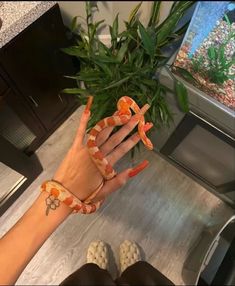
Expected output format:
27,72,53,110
157,1,194,45
64,75,79,80
97,41,108,57
218,46,226,67
170,1,178,14
157,12,181,45
85,2,92,22
61,47,88,58
142,78,156,87
110,13,119,43
138,22,155,58
78,70,101,81
208,47,217,61
174,66,196,83
174,81,189,113
224,14,231,26
95,19,105,29
148,1,161,27
62,88,88,95
150,85,161,104
223,57,235,69
93,55,119,63
171,1,194,14
70,16,78,32
129,2,142,23
116,42,129,62
101,77,130,90
94,61,112,77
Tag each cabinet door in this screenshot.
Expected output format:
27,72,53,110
0,88,43,151
0,5,76,130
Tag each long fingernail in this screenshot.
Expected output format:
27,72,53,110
85,96,93,114
128,160,149,178
144,122,153,132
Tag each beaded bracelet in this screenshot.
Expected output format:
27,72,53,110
41,180,104,215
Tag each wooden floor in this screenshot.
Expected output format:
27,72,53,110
0,107,234,285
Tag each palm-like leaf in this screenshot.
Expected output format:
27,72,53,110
148,2,161,27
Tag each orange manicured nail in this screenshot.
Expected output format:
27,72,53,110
128,160,149,178
85,96,93,114
144,122,153,132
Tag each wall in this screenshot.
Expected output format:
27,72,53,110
58,1,174,35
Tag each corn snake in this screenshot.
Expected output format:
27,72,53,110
87,96,153,180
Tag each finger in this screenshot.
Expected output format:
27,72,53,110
107,123,153,165
95,110,118,147
100,104,151,156
99,113,141,156
91,160,149,202
107,132,140,166
96,126,114,147
92,168,130,202
73,96,93,148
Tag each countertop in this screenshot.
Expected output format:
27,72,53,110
0,1,56,48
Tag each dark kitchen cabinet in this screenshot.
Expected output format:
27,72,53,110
0,4,79,154
0,4,79,214
0,87,38,150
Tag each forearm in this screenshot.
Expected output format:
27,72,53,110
0,191,72,285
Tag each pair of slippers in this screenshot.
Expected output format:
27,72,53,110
87,240,141,273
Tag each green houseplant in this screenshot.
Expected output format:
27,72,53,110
62,1,194,131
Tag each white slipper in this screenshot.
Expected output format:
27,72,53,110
87,240,109,270
119,240,141,273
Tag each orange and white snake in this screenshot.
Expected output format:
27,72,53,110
87,96,153,180
42,96,153,214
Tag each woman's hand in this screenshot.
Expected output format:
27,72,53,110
53,98,152,203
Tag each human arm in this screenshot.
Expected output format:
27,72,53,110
0,102,151,285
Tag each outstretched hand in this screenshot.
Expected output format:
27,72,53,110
53,98,152,204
